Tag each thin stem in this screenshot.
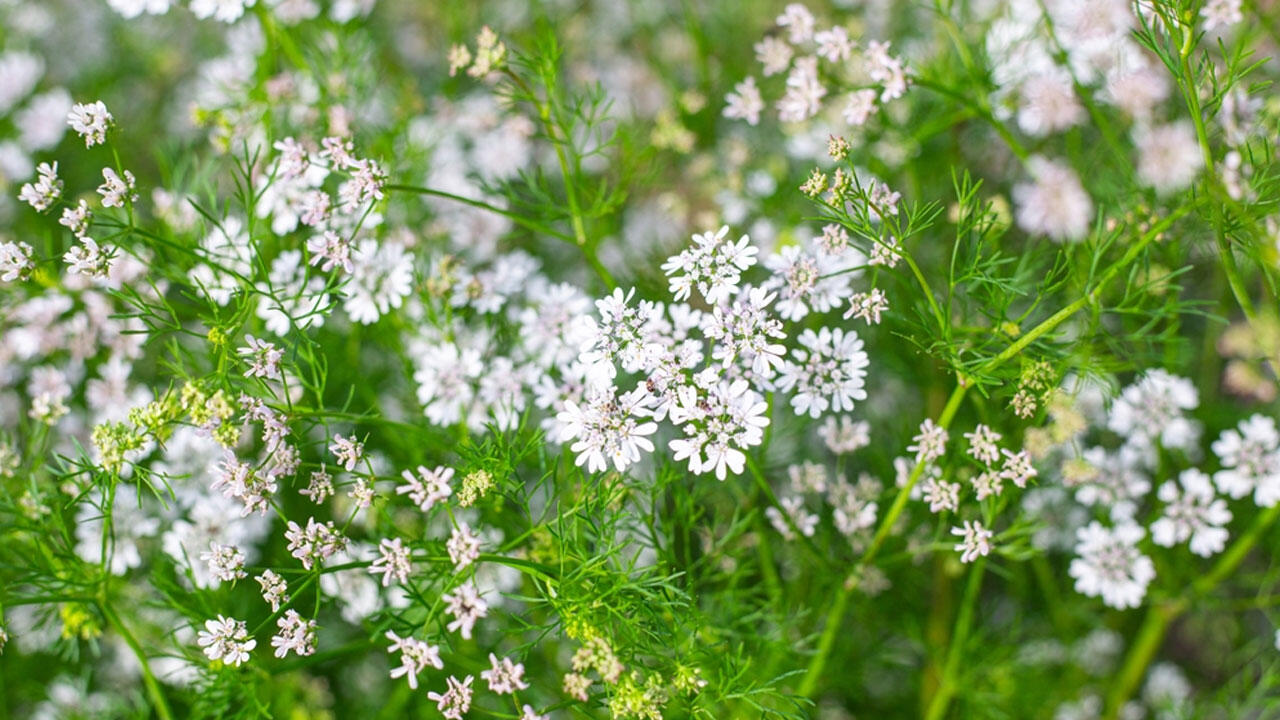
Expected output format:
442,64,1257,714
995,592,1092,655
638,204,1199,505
1175,27,1259,324
913,77,1030,163
862,382,970,568
924,558,987,720
797,382,969,697
100,601,174,720
385,183,573,242
1104,503,1280,718
903,251,948,333
501,67,616,289
797,211,1185,698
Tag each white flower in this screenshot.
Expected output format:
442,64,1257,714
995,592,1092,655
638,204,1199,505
1017,73,1083,137
1143,662,1191,710
239,336,283,380
762,243,851,321
271,610,316,658
345,239,413,324
814,26,854,62
1212,414,1280,507
1135,122,1203,196
18,162,61,212
385,630,443,689
778,327,869,418
255,570,288,611
67,101,112,146
1074,446,1151,518
952,520,994,563
307,230,354,273
190,0,256,22
59,200,92,237
557,384,658,474
329,434,364,471
777,56,826,123
442,582,488,639
413,337,483,428
370,537,412,586
0,240,36,282
1200,0,1243,30
818,416,870,454
196,615,256,666
999,449,1038,489
1069,521,1155,609
922,474,961,513
662,226,758,306
723,77,764,126
788,461,828,494
446,522,481,569
908,418,948,464
829,477,878,536
844,289,889,325
754,36,793,76
964,424,1003,466
1107,370,1200,454
667,379,769,480
1014,156,1093,243
776,3,815,43
301,469,334,504
211,455,278,517
481,653,529,695
15,89,72,151
0,51,42,116
284,517,347,570
1104,65,1170,121
704,286,788,379
765,495,819,540
1151,469,1231,557
865,40,908,102
842,89,878,126
972,471,1002,500
868,235,900,268
397,465,453,511
97,167,137,208
427,675,475,720
200,541,247,583
106,0,171,18
190,217,253,306
256,250,331,336
63,237,114,278
74,485,160,576
337,158,387,215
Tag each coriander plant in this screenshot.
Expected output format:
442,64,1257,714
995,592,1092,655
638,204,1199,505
2,0,1280,718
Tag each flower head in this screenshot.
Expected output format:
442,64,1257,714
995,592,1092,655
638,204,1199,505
1069,521,1155,609
196,615,256,666
68,101,112,146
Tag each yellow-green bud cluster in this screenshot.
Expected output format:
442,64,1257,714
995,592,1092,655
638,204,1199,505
91,421,147,475
457,469,494,507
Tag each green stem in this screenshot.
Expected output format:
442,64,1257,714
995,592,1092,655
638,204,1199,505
501,67,615,290
795,575,853,697
385,183,573,242
1104,503,1280,718
863,383,970,568
797,382,970,697
924,558,987,720
100,602,174,720
797,210,1185,698
913,78,1030,163
903,251,948,333
1176,27,1259,324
